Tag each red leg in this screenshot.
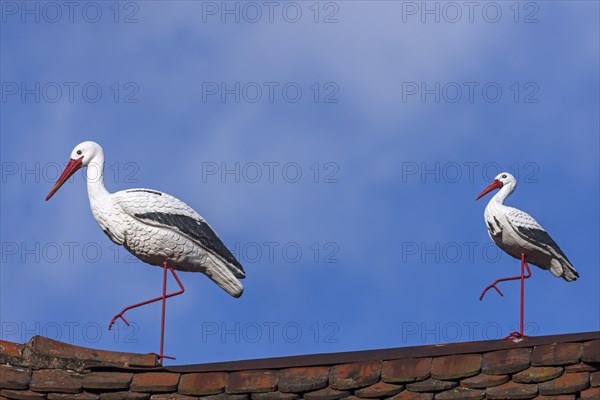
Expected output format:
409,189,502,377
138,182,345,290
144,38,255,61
108,262,185,363
480,253,531,339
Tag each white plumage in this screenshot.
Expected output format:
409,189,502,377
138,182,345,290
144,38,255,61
46,141,245,297
477,172,578,282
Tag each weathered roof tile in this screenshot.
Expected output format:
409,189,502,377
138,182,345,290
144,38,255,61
431,354,481,380
382,358,431,384
330,361,380,390
0,389,47,400
99,392,151,400
0,342,24,358
178,372,226,396
405,378,457,393
0,366,31,390
27,336,156,370
389,392,433,400
564,362,597,372
149,394,198,400
591,370,600,387
227,371,277,394
302,387,349,400
582,340,600,363
513,367,563,383
278,367,328,393
434,387,485,400
486,381,538,399
251,391,299,400
538,372,590,395
47,393,99,400
579,386,600,400
532,343,582,367
460,374,509,389
130,373,180,393
354,381,404,398
202,394,248,400
30,369,83,394
82,372,133,390
482,348,531,375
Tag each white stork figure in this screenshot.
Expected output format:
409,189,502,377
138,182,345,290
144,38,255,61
476,172,578,338
46,141,245,362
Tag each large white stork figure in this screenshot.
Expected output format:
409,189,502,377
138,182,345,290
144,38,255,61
46,141,245,362
476,172,578,339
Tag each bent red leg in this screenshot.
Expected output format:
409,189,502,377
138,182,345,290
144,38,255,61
480,253,531,339
108,262,185,363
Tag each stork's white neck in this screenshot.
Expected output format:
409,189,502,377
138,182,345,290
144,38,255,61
85,153,110,203
489,182,515,205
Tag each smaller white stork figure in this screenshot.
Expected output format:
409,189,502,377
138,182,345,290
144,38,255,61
46,141,245,362
476,172,578,339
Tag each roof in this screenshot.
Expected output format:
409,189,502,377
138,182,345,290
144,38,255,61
1,332,599,399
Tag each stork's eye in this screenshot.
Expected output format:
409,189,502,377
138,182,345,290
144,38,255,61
76,150,82,155
502,174,507,179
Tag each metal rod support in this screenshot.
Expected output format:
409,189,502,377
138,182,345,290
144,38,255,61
480,253,532,339
108,261,185,364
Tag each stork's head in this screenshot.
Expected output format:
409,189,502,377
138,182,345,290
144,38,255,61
45,141,103,201
476,172,516,200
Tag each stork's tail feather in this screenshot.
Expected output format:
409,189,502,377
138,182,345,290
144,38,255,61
550,258,579,282
204,252,244,297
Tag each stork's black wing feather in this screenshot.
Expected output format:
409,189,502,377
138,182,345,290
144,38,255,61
134,212,244,276
115,189,245,278
506,207,572,264
514,225,572,263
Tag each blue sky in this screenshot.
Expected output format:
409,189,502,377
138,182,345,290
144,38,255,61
1,1,598,365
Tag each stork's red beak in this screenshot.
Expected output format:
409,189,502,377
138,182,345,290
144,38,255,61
45,157,84,201
476,179,503,200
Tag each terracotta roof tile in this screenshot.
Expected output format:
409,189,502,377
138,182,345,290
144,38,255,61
278,366,329,393
382,358,431,384
482,348,531,375
405,378,457,393
0,366,31,390
591,370,600,387
512,367,564,383
354,381,404,398
149,394,198,400
130,372,180,393
564,362,597,372
0,389,47,400
582,340,600,363
579,386,600,400
25,336,157,371
486,381,538,399
302,387,350,400
178,372,226,396
389,392,434,400
531,343,582,367
330,361,381,390
202,394,248,400
460,374,509,389
538,372,590,395
99,392,151,400
29,369,83,394
82,372,133,390
226,371,278,394
434,387,485,400
47,393,99,400
431,354,481,380
0,342,23,358
251,391,299,400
